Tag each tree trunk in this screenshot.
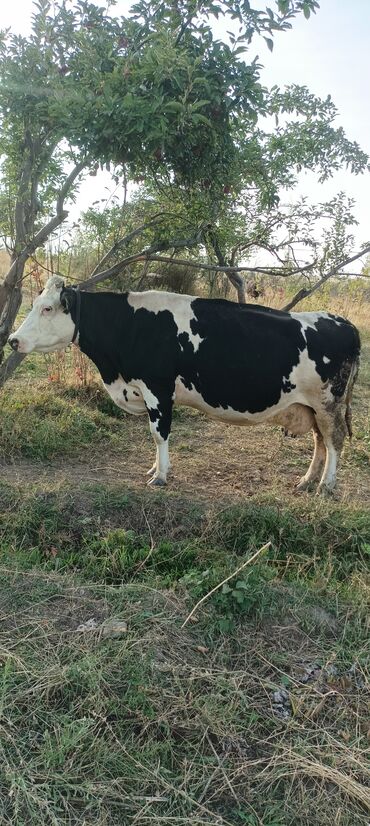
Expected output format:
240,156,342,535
207,229,246,303
0,255,26,360
0,157,87,378
0,351,26,388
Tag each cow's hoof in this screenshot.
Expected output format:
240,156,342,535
316,484,335,498
296,477,315,492
147,476,167,487
147,464,171,476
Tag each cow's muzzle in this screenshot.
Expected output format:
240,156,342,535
8,337,19,351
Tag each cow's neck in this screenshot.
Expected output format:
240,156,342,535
75,291,133,384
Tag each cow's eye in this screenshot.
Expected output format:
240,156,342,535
42,306,52,315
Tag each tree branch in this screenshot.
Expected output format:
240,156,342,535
90,216,166,277
0,351,26,386
207,228,246,303
282,244,370,311
175,13,194,46
77,251,316,291
56,158,88,217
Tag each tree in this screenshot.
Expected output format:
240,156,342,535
0,0,368,384
64,187,370,305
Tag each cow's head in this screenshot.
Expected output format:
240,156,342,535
8,276,78,354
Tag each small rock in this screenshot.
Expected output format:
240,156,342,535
76,618,98,632
101,619,128,639
271,686,292,719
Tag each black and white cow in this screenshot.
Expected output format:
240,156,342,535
9,275,360,493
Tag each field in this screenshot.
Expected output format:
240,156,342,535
0,285,369,825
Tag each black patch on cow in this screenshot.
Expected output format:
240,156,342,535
123,388,128,401
148,407,160,422
133,390,140,397
305,316,360,398
186,299,306,413
282,378,296,393
75,293,178,440
73,292,361,443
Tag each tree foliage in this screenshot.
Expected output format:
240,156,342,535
0,0,369,378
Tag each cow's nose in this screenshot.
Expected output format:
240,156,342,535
8,337,19,351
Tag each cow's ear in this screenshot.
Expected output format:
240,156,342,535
60,288,74,313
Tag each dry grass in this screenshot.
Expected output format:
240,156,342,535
0,562,368,825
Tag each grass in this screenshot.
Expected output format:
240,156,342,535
0,291,369,825
0,479,369,825
0,383,125,461
0,558,368,825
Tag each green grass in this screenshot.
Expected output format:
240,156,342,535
0,481,369,825
0,549,368,826
0,384,122,460
0,480,369,585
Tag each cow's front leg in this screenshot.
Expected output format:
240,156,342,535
147,426,170,487
137,383,173,487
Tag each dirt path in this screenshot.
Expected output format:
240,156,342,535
1,408,369,506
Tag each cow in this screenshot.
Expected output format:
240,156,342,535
9,275,360,494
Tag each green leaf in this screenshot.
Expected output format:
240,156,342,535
264,37,274,52
190,99,210,111
277,0,289,13
163,101,184,112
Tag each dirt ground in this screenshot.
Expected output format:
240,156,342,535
1,402,369,506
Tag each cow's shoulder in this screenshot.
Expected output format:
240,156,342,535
127,290,195,315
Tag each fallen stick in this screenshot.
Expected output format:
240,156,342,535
181,541,272,628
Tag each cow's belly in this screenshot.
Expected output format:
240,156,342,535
174,378,316,433
103,376,146,415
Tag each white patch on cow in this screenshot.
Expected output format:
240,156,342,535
130,379,171,484
282,347,330,412
323,356,330,364
292,310,343,333
104,376,146,416
291,311,320,334
127,290,203,352
131,379,159,412
9,275,75,354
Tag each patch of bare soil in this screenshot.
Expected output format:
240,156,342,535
1,407,369,507
0,574,109,634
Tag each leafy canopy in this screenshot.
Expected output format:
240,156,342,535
1,0,367,218
0,0,368,272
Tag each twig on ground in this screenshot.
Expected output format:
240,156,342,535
181,541,271,628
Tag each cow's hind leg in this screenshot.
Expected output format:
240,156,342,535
296,426,326,491
315,405,347,495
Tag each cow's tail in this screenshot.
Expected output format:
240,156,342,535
344,350,360,440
